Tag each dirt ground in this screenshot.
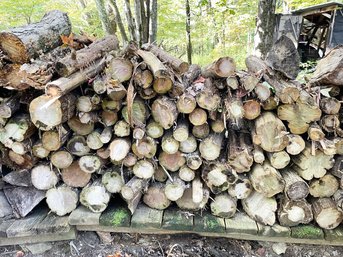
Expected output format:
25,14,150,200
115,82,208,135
1,232,343,257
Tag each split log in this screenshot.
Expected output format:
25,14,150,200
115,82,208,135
282,168,309,200
56,36,119,77
227,131,253,173
159,151,186,172
199,133,223,161
50,150,73,169
292,144,334,180
202,57,236,78
286,134,305,155
312,198,343,230
31,164,59,190
242,190,277,226
101,169,124,193
29,94,76,131
309,174,339,198
0,10,71,63
62,161,91,188
143,182,171,210
267,150,290,169
210,193,237,218
164,175,186,201
121,177,148,214
278,197,313,227
80,180,110,213
46,185,79,216
151,97,178,129
250,162,285,197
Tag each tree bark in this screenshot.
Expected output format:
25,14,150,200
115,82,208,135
108,0,128,42
149,0,158,43
185,0,192,64
95,0,116,35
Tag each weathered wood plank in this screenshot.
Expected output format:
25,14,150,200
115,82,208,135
100,204,131,227
6,208,48,238
0,227,76,246
33,213,70,234
0,219,15,237
291,225,325,239
225,212,258,235
257,224,291,237
162,208,194,231
68,206,101,226
0,191,12,218
324,227,343,242
193,212,225,233
131,204,163,229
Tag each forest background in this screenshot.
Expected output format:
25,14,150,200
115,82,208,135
0,0,342,68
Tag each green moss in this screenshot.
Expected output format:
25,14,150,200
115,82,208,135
291,225,324,239
100,206,130,227
110,208,129,226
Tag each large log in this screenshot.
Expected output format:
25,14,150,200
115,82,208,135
46,185,78,216
0,10,71,63
312,198,343,230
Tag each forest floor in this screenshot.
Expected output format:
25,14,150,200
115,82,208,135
1,232,343,257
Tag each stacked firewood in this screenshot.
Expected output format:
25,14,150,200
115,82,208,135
1,11,343,231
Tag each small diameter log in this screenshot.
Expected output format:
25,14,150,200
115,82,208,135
123,152,138,168
29,94,76,131
68,116,94,136
161,132,179,154
142,43,189,74
320,97,341,115
254,83,271,102
154,166,168,182
210,193,237,218
228,176,252,200
31,164,59,190
46,58,106,97
103,99,121,112
121,177,148,214
286,134,305,155
277,97,322,135
202,163,233,194
109,138,131,162
114,120,130,137
192,123,210,139
0,10,71,63
267,150,290,169
312,198,343,230
78,155,103,174
151,97,178,129
278,197,313,227
159,151,186,172
0,113,35,147
153,77,173,94
165,175,186,201
51,150,73,169
335,138,343,155
202,57,236,78
252,144,265,164
76,96,99,113
238,72,259,92
146,120,164,139
8,151,37,170
226,76,239,90
292,144,334,180
179,135,197,153
62,161,91,188
99,127,112,144
243,100,261,120
242,190,277,226
282,168,309,200
133,160,155,179
101,110,118,126
264,75,300,104
186,152,203,170
250,162,285,197
227,131,254,173
136,49,169,78
132,137,157,159
309,174,339,198
173,119,189,142
253,112,288,152
11,139,33,155
107,80,127,101
196,79,221,111
0,94,20,119
177,94,196,114
87,130,104,150
179,165,195,182
175,186,209,211
56,36,118,77
46,185,78,216
42,127,69,151
67,135,90,156
225,98,244,130
80,180,110,213
134,68,153,88
199,133,223,161
133,127,145,140
262,96,279,110
102,169,124,193
320,114,339,133
93,76,107,94
143,182,171,210
211,119,225,133
189,108,207,126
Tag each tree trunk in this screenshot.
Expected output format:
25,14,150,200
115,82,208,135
0,10,71,63
149,0,158,43
95,0,116,35
124,0,138,42
253,0,276,59
108,0,128,42
185,0,192,64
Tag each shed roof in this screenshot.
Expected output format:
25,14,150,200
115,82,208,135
292,2,343,16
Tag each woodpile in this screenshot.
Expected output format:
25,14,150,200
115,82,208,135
1,11,343,231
